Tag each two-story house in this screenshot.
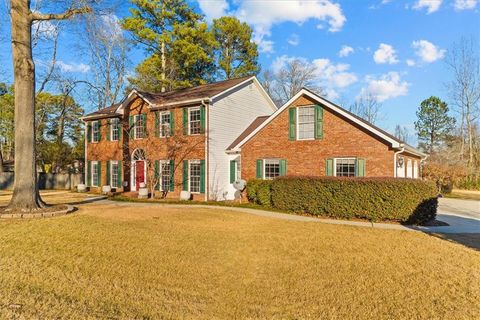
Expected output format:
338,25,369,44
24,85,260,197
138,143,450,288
83,78,426,201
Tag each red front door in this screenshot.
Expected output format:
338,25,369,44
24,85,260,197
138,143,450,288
135,161,145,189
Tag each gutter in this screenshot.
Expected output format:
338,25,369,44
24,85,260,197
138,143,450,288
393,144,405,178
202,99,209,201
152,97,212,109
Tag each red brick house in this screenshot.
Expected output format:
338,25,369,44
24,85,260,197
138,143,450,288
227,88,426,182
83,78,425,201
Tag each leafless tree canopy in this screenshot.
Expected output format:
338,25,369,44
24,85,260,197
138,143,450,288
349,92,382,125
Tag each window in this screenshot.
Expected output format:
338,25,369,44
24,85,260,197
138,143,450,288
92,121,100,142
110,118,120,141
92,161,99,186
189,107,201,135
335,158,356,177
160,160,171,191
189,160,201,193
297,106,315,140
264,159,280,180
159,111,171,137
397,156,405,178
236,158,241,180
110,161,119,187
406,159,413,178
134,114,145,139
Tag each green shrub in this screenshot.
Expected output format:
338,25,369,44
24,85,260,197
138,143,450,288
246,179,273,207
250,177,437,224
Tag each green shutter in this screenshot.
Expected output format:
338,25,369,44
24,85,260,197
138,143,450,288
182,160,188,191
230,160,236,183
256,159,263,179
129,115,134,139
86,123,91,143
170,111,174,136
183,108,188,135
356,158,366,177
154,160,160,190
142,113,147,136
87,161,91,186
117,160,122,188
288,108,296,140
326,158,334,176
97,161,102,186
106,161,110,186
154,112,160,137
106,119,111,141
169,160,175,191
314,105,324,139
279,159,287,176
117,119,122,141
200,106,206,133
200,159,205,193
98,120,102,141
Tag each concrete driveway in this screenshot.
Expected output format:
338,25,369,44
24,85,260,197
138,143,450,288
438,197,480,220
430,198,480,234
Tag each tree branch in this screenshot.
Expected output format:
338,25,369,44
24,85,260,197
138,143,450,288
31,7,92,21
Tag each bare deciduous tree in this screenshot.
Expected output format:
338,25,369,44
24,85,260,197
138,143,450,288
394,125,411,144
349,92,382,124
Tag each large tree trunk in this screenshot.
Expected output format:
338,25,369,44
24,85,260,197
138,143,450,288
0,148,4,173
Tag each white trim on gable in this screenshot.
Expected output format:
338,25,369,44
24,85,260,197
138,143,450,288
228,88,427,158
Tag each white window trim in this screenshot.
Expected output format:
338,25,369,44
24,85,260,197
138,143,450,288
263,158,281,180
110,160,119,187
159,111,171,138
134,114,144,140
333,158,356,177
91,161,99,187
110,118,119,141
188,106,201,136
406,159,413,179
92,121,100,143
188,159,201,194
296,106,315,141
413,160,419,179
159,160,171,191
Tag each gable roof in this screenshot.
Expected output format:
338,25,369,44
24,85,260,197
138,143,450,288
227,116,270,151
82,76,276,120
227,88,427,158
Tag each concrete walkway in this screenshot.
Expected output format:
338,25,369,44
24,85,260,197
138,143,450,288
90,199,480,234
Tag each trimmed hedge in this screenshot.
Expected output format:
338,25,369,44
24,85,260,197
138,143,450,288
246,177,438,224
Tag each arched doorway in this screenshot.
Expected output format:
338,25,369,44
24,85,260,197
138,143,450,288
131,149,146,191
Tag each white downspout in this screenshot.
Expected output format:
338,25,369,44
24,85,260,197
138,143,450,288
201,99,209,201
393,144,405,178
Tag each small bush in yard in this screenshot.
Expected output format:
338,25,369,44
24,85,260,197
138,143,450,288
248,177,438,224
246,179,273,207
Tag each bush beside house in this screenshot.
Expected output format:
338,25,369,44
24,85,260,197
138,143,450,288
247,177,438,224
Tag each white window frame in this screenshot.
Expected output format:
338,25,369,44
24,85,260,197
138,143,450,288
296,106,315,141
236,158,241,181
413,160,419,179
333,158,356,177
188,160,201,193
188,107,201,136
159,160,172,191
406,159,413,179
110,160,119,188
158,111,171,137
110,118,120,141
263,159,281,180
134,114,144,140
91,161,99,187
92,120,100,143
397,156,405,178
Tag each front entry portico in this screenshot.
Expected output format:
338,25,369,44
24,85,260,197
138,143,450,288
131,149,147,191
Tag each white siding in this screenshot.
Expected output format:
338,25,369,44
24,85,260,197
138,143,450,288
208,80,275,200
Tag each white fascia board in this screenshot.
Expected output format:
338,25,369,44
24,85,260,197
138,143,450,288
230,88,402,151
152,98,211,109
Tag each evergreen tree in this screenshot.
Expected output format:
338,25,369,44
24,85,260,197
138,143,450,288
414,96,456,154
212,16,259,79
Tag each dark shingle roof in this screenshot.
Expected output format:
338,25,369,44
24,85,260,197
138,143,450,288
83,103,121,119
227,116,270,150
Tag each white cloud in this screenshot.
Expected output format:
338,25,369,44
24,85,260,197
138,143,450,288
197,0,229,21
196,0,346,53
412,40,445,63
338,45,354,57
412,0,442,13
57,61,91,73
454,0,478,10
373,43,399,64
288,34,300,46
406,59,416,66
360,72,409,102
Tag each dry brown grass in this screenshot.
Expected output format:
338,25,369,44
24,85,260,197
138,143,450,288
0,193,479,319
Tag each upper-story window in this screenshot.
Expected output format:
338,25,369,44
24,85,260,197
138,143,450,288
92,121,100,142
158,111,171,137
189,107,201,135
134,114,145,139
335,158,356,177
110,118,120,141
297,106,315,140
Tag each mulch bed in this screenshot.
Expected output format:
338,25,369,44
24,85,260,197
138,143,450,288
0,205,74,219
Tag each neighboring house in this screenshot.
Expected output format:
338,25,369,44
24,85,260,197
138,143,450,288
227,88,426,182
82,79,426,201
82,76,277,200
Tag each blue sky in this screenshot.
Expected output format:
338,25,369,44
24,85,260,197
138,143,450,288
0,0,479,142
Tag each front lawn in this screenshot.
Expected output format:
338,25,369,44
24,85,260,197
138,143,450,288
0,199,479,318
